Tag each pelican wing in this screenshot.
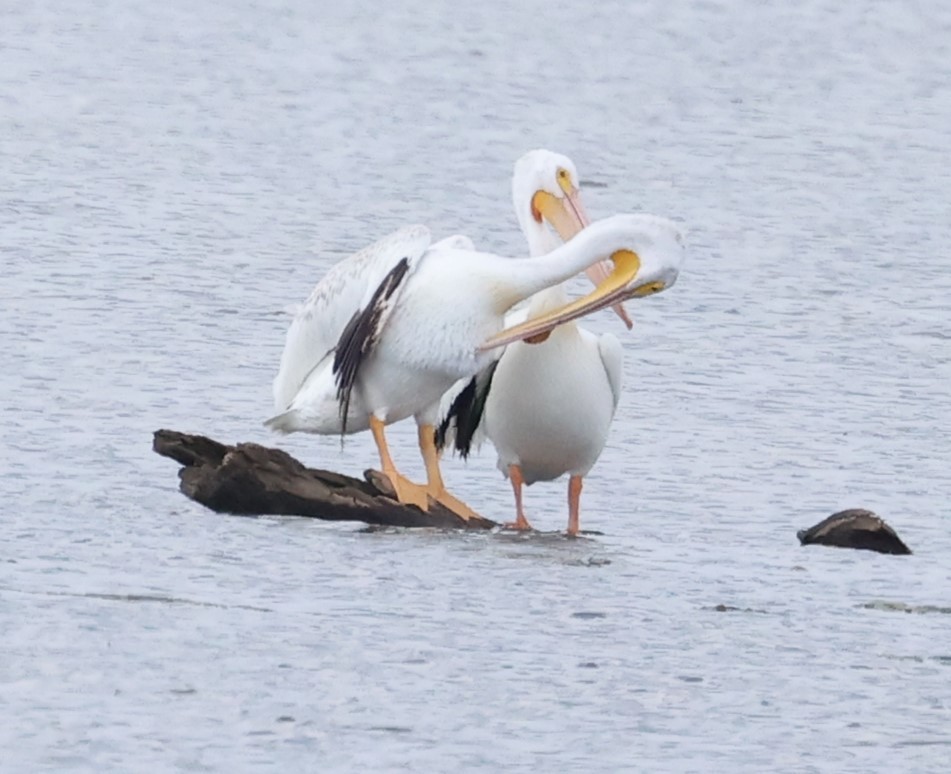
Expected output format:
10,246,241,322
433,305,528,457
272,225,432,413
332,254,413,430
434,360,498,458
596,331,623,413
431,234,476,251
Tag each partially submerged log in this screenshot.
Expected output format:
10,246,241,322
797,509,912,555
153,429,497,530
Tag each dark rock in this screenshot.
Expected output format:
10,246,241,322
860,601,951,614
797,509,911,555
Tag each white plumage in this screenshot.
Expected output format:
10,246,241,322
485,309,623,484
437,150,647,534
272,225,431,419
267,160,684,520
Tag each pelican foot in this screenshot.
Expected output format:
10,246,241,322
431,488,480,522
384,471,431,512
501,515,534,531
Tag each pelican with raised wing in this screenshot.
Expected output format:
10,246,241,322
267,198,683,521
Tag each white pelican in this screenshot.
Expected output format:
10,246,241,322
436,150,654,535
267,206,684,521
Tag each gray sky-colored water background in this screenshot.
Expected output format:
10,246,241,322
2,1,951,771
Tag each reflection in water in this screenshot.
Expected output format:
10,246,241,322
1,586,273,613
860,601,951,615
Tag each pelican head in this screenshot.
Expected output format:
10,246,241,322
512,149,587,245
512,149,633,328
480,213,684,351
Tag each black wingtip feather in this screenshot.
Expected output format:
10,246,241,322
434,361,498,459
332,257,410,434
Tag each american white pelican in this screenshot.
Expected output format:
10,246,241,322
436,150,657,535
267,205,684,521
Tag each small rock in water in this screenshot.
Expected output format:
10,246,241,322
797,509,911,555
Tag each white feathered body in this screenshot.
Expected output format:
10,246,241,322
271,212,679,442
270,227,518,435
482,284,623,485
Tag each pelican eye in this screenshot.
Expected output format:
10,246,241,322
631,281,666,297
555,168,574,194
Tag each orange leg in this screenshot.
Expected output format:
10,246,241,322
567,475,583,537
418,424,479,521
502,464,534,531
369,416,430,510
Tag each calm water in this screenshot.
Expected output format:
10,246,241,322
3,0,951,770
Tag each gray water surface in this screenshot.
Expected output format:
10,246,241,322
3,1,951,771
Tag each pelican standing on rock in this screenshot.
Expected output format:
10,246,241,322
267,186,684,522
438,150,663,535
